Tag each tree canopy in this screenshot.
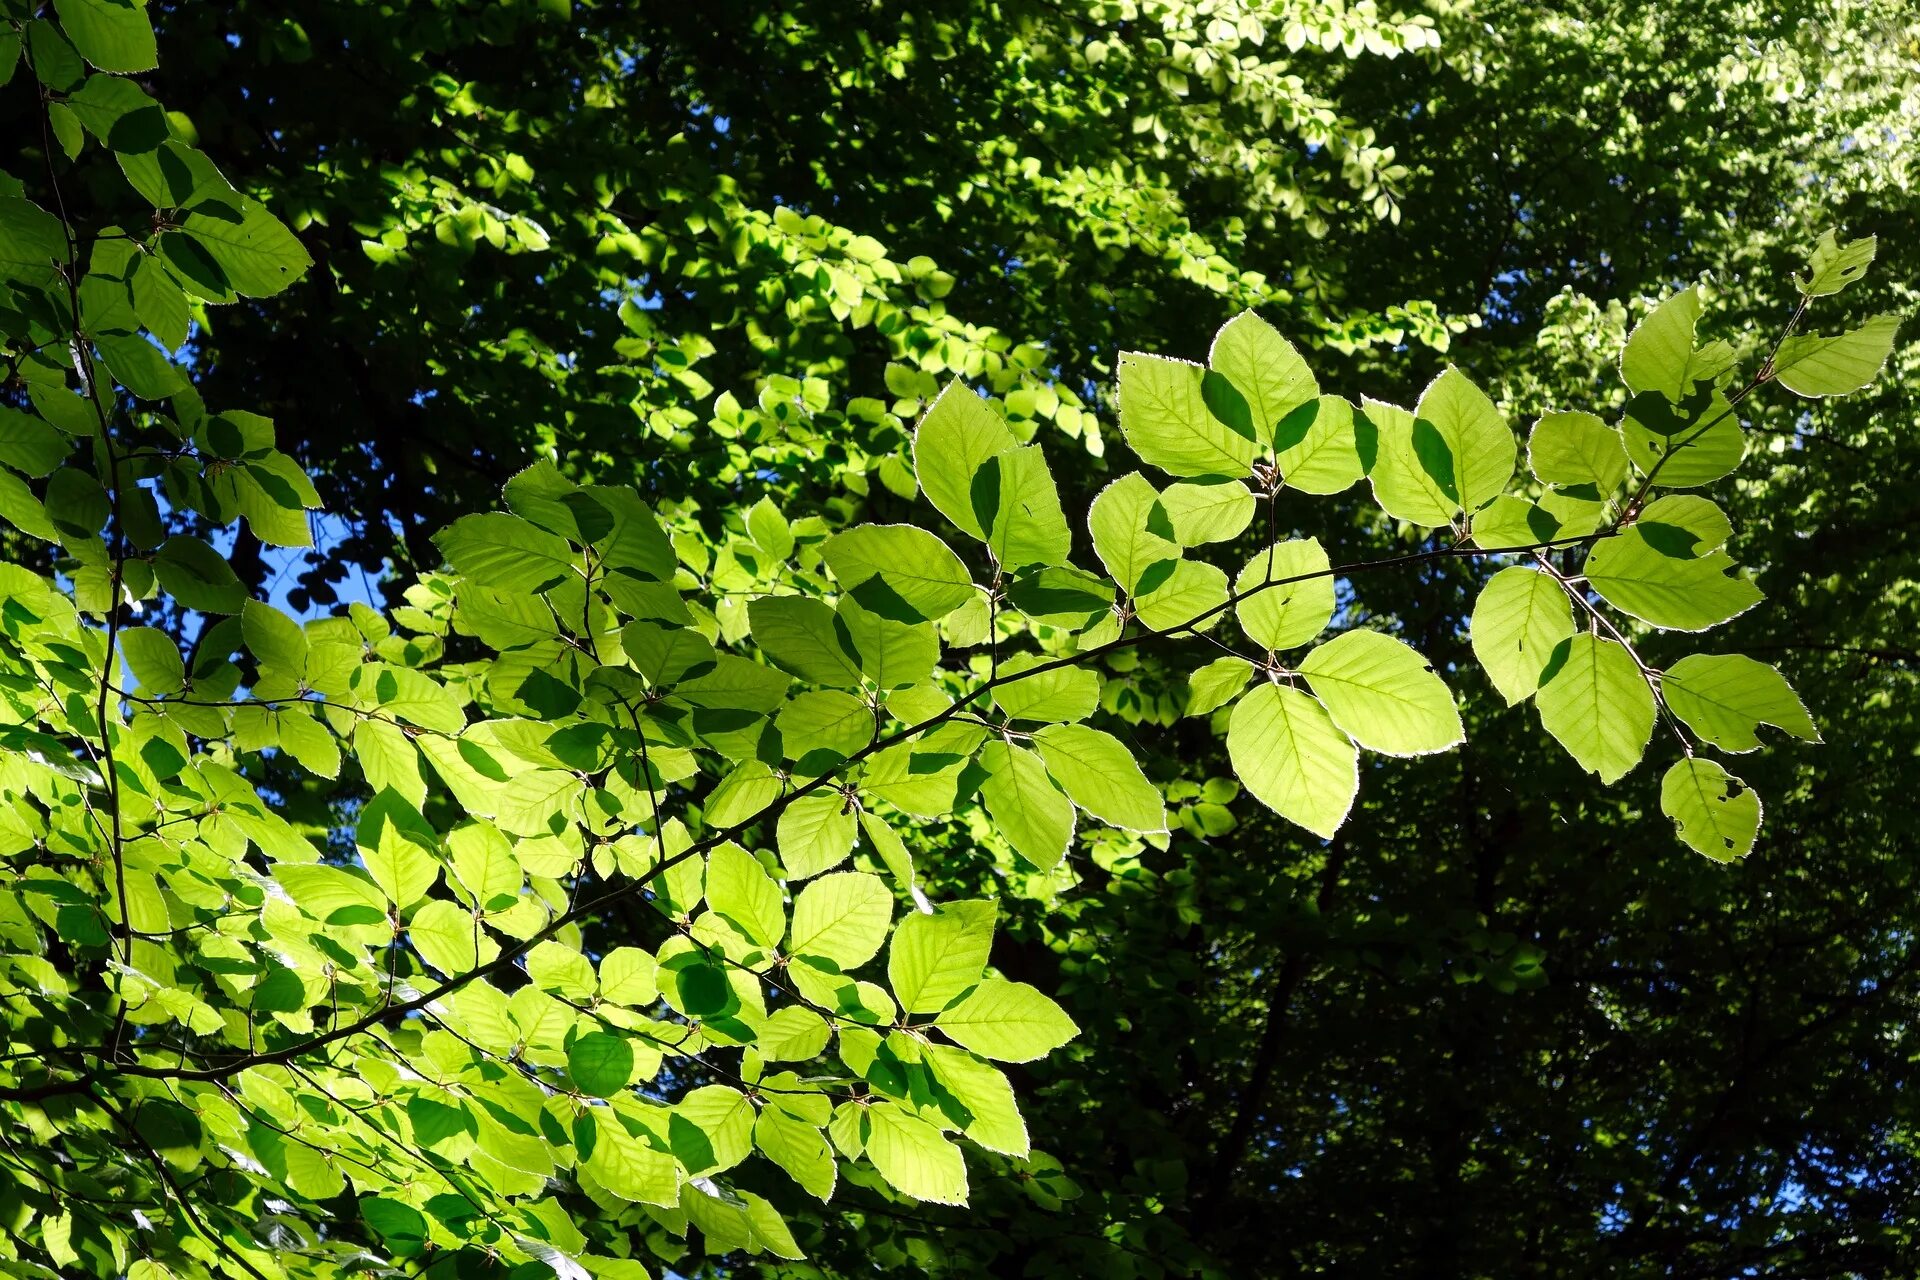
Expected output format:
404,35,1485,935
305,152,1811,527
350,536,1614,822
1,1,1918,1277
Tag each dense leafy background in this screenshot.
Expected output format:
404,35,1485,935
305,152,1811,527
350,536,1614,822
3,1,1919,1277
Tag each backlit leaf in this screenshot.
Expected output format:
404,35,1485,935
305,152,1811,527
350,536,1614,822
1661,758,1762,862
1298,629,1462,756
1226,683,1357,839
1118,350,1257,479
1536,636,1654,783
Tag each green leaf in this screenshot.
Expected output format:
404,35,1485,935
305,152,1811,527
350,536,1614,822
434,513,577,593
1584,528,1762,632
935,976,1077,1063
776,790,858,879
242,599,307,672
121,141,231,214
276,708,340,779
977,445,1072,570
273,864,386,927
1469,567,1575,705
1621,286,1733,402
865,1102,968,1205
1208,309,1318,447
501,460,594,539
355,720,424,809
585,484,677,583
48,102,83,160
1006,564,1115,626
409,898,497,976
585,1111,680,1207
757,1005,831,1060
0,471,57,542
1088,472,1179,596
748,596,864,687
705,842,785,952
0,196,68,285
27,21,85,94
1661,759,1761,862
119,627,184,694
527,939,596,1002
1031,723,1166,833
360,1199,430,1255
224,455,320,547
1621,388,1745,489
488,767,576,836
0,407,70,477
1660,654,1819,753
776,690,873,769
860,810,918,893
678,654,791,713
1135,558,1228,633
66,73,166,153
747,495,794,561
1274,395,1364,495
1298,629,1462,756
1118,350,1257,478
1771,314,1902,398
755,1106,837,1201
176,198,313,298
1794,228,1876,297
153,536,246,613
788,958,897,1027
860,721,985,818
358,789,440,906
990,654,1099,724
1359,396,1456,526
1409,366,1516,514
978,740,1076,871
1161,479,1255,545
1528,410,1629,492
888,899,995,1014
47,467,110,540
599,947,658,1006
1186,655,1253,717
98,331,188,399
1536,635,1654,783
787,871,892,968
568,1032,636,1097
622,621,716,687
913,380,1017,540
838,595,937,690
823,524,974,620
924,1043,1028,1156
1636,495,1731,557
441,821,514,909
1469,495,1581,549
51,0,157,72
41,1211,78,1271
1236,538,1334,652
1227,683,1356,839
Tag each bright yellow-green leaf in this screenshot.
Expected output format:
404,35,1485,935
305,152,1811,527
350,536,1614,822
1298,629,1462,756
1118,350,1257,479
1469,567,1575,705
1536,636,1654,784
889,899,996,1014
1661,758,1761,862
787,871,892,968
1236,538,1334,652
1226,683,1356,839
1209,309,1318,447
934,976,1077,1063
